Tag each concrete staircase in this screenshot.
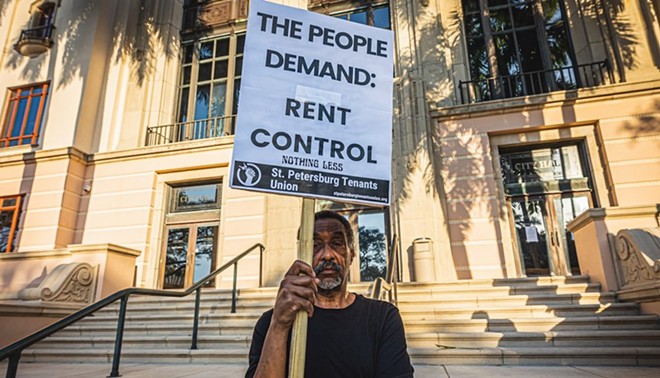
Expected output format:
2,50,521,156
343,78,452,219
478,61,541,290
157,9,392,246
16,276,660,366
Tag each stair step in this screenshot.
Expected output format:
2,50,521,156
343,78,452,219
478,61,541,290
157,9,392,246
34,335,252,350
21,348,249,364
400,302,640,319
115,278,594,307
119,282,601,306
54,316,659,338
75,313,659,332
78,312,262,325
120,284,371,306
398,292,616,307
398,276,591,289
408,346,660,366
95,302,274,316
406,330,660,348
96,292,617,315
22,346,660,366
396,283,603,297
65,314,659,336
54,322,257,337
38,329,660,351
404,315,660,332
123,293,277,307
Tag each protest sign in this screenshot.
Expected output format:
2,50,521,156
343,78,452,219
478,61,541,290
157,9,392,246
229,0,394,206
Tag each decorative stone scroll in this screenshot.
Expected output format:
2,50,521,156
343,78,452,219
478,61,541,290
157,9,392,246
614,228,660,287
18,262,97,304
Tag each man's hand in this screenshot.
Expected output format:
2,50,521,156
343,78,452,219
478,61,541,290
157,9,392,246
271,260,320,330
251,261,319,378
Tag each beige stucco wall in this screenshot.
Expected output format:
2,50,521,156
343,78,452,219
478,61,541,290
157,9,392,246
0,148,86,251
76,138,275,289
0,0,123,152
426,82,660,279
0,0,658,300
390,0,455,282
0,0,312,296
0,303,79,348
399,0,660,280
388,0,659,281
0,138,295,292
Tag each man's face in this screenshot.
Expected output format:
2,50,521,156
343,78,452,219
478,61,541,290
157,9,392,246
312,218,353,292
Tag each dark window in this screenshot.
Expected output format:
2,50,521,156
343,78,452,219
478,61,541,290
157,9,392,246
332,3,391,30
177,34,245,139
1,83,49,148
0,195,22,253
28,1,56,35
461,0,577,102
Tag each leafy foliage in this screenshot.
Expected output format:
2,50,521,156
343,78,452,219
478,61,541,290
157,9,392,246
358,226,386,281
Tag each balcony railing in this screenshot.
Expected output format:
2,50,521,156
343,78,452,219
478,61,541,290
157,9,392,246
458,60,613,105
145,116,234,146
18,24,53,40
13,24,54,57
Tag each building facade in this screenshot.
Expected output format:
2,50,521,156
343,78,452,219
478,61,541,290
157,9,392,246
0,0,658,304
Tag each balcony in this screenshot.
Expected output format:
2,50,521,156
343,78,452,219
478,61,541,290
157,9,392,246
13,24,54,58
145,116,234,146
458,60,614,105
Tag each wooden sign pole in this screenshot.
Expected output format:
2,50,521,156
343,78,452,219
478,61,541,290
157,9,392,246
288,197,315,378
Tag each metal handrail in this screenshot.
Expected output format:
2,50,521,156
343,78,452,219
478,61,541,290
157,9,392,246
458,59,613,104
0,243,265,378
370,234,399,306
16,24,55,43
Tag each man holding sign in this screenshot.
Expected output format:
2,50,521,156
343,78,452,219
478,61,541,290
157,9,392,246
245,211,413,378
234,1,407,376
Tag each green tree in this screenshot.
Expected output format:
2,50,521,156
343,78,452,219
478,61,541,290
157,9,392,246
359,226,386,281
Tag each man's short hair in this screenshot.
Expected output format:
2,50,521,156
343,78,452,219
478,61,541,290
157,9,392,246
315,210,355,253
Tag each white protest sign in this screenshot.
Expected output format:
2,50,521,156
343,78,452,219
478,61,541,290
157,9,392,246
229,0,394,206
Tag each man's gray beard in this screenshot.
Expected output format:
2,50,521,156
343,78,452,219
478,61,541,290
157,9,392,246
314,261,344,292
318,276,343,291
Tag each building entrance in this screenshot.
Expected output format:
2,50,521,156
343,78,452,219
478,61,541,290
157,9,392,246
500,143,593,276
159,182,221,289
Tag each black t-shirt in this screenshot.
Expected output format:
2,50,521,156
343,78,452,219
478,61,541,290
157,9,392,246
245,294,414,378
